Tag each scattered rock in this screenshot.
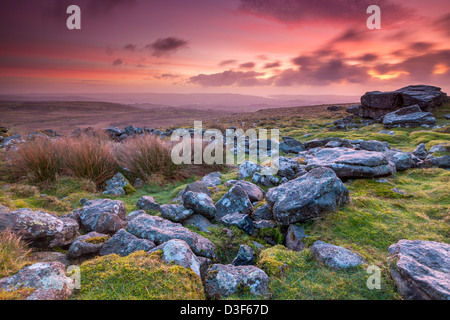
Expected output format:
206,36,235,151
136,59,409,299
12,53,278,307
285,225,308,251
126,210,147,222
220,212,254,235
311,240,365,270
149,239,201,277
68,232,109,259
384,151,416,171
99,229,155,257
359,140,389,152
136,196,160,212
204,264,269,299
182,191,216,220
159,204,193,223
279,137,305,154
412,143,428,160
201,172,222,187
184,181,211,197
103,173,128,196
127,214,216,258
239,161,262,179
29,251,71,268
182,214,215,233
383,105,437,128
378,130,395,135
266,167,349,225
252,204,272,221
232,245,255,266
216,185,253,219
0,209,78,249
0,262,73,300
235,180,265,202
388,240,450,300
253,220,277,230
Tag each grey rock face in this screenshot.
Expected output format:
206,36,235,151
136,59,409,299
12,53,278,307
182,214,215,233
232,245,255,266
202,172,222,187
388,240,450,300
383,105,437,128
136,196,160,211
384,151,416,171
127,214,216,259
286,224,308,251
279,137,305,154
253,220,277,230
159,204,193,223
239,160,262,179
359,140,389,152
126,210,147,222
305,147,395,179
216,185,253,219
252,172,279,187
204,264,269,299
184,181,211,197
182,191,216,219
252,204,273,221
220,212,254,235
0,262,73,300
0,209,78,249
99,229,155,257
235,180,265,202
74,199,127,235
266,167,349,225
413,143,428,160
149,239,201,276
103,173,128,196
68,232,109,259
311,241,365,270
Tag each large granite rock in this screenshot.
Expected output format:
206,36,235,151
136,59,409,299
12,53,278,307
0,262,73,300
305,147,396,179
159,204,193,223
182,191,216,220
383,105,437,128
220,212,254,235
136,196,160,211
235,180,265,202
388,240,450,300
0,209,78,249
127,214,216,259
311,241,365,270
99,229,155,256
266,167,349,225
68,232,109,259
72,199,127,235
238,160,262,179
204,264,269,299
216,185,253,219
201,172,222,187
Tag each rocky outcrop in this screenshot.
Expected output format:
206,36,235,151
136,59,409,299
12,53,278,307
311,241,365,270
0,209,78,249
266,167,349,225
204,264,269,299
99,229,155,257
305,147,395,179
383,105,437,128
0,262,73,300
388,240,450,300
127,214,216,259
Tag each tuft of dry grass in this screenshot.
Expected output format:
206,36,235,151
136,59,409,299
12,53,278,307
0,230,31,278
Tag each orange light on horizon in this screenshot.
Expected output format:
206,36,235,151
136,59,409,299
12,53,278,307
367,69,409,80
433,64,449,75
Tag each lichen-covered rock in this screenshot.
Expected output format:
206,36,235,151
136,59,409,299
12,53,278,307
384,151,416,171
103,173,128,196
311,241,365,270
216,185,253,219
220,212,254,235
68,232,109,259
182,214,215,233
286,224,308,251
99,229,155,257
412,143,428,160
383,105,437,128
159,204,193,223
126,210,147,222
239,160,262,179
266,167,349,225
252,204,272,221
201,172,222,187
184,181,211,197
0,262,73,300
149,239,201,276
136,196,160,211
182,191,216,219
388,240,450,300
0,209,78,249
235,180,265,202
127,214,215,259
232,245,255,266
73,199,127,235
204,264,269,299
305,147,395,179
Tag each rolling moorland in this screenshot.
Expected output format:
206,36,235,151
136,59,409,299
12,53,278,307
0,85,449,300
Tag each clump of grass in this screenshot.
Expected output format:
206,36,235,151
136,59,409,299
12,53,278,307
115,135,178,182
0,287,35,300
61,135,117,187
0,230,31,278
10,138,62,183
75,251,205,300
8,184,39,199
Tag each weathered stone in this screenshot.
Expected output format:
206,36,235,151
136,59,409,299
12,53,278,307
311,241,365,270
201,172,222,187
235,180,265,202
383,105,436,128
286,224,308,251
159,204,193,223
232,245,255,266
182,191,216,220
99,229,155,257
412,143,428,160
0,262,73,300
68,232,109,259
127,214,215,258
182,214,215,233
359,140,389,152
103,173,128,196
384,151,416,171
216,185,253,219
238,161,262,179
184,181,211,197
252,204,272,221
0,209,78,249
204,264,269,299
29,252,71,268
136,196,160,211
220,212,254,235
388,240,450,300
266,167,349,225
126,210,147,222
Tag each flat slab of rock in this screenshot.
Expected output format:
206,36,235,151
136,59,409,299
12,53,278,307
388,240,450,300
100,229,155,256
311,241,365,270
266,167,349,225
0,209,78,249
127,214,215,259
73,199,127,235
0,262,73,300
383,105,436,128
204,264,269,299
305,147,395,179
149,239,201,276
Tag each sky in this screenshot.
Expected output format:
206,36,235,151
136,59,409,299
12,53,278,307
0,0,449,97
